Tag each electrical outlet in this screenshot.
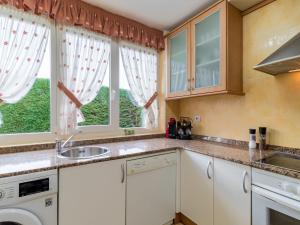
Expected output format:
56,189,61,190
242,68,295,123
194,115,201,123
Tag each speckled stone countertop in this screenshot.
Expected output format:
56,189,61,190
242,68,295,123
0,138,298,179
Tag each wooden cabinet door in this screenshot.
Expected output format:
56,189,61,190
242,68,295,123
59,159,126,225
191,1,227,94
181,150,214,225
167,24,191,98
214,158,251,225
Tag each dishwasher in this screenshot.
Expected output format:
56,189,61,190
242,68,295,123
126,152,177,225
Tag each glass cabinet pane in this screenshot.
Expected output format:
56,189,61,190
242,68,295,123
194,11,220,89
169,30,188,93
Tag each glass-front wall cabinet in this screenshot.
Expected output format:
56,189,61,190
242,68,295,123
166,0,243,99
191,3,226,94
167,25,190,98
194,11,220,89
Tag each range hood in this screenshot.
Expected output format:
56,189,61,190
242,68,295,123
254,32,300,75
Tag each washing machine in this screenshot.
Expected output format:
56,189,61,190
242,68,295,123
0,170,57,225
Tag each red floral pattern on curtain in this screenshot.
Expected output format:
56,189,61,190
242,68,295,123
0,0,165,51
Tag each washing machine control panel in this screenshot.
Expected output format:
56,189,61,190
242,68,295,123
0,170,57,206
19,178,49,197
0,184,18,201
0,179,50,201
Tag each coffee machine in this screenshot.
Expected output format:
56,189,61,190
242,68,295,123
177,117,192,140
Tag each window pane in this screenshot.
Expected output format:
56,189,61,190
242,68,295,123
0,29,51,134
78,66,110,126
119,51,143,128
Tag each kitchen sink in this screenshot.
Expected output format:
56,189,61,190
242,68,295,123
58,146,110,159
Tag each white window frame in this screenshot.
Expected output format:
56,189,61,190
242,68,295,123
77,39,119,134
77,39,160,135
0,18,160,145
0,16,58,145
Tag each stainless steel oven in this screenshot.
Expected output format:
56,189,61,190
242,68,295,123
252,168,300,225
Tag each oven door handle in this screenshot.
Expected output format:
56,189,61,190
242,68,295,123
252,186,300,212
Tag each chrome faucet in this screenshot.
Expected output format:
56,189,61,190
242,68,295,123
56,131,81,155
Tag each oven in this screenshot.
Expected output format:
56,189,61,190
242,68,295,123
252,168,300,225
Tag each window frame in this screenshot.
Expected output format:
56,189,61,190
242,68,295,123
78,39,160,135
77,39,119,134
0,12,160,145
118,40,160,129
0,16,58,145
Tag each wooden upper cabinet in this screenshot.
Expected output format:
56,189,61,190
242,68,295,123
166,0,243,99
191,1,226,94
167,24,191,98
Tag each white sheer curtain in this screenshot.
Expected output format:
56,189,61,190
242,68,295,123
120,43,158,129
57,26,110,135
0,6,50,103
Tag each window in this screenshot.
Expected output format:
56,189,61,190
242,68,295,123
56,26,111,134
119,43,159,129
119,56,143,128
0,6,159,141
0,7,51,134
79,66,110,127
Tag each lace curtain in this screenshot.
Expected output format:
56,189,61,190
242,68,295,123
0,7,50,103
57,26,110,135
120,43,158,129
0,6,50,126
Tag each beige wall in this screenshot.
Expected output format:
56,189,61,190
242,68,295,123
166,0,300,148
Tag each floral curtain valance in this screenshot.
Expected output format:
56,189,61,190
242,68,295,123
0,0,165,51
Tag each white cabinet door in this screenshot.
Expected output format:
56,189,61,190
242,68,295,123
214,158,251,225
59,159,125,225
181,150,213,225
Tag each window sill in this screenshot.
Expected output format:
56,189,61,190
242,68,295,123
0,129,164,148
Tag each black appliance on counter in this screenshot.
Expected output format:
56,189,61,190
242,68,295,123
166,117,192,140
177,117,192,140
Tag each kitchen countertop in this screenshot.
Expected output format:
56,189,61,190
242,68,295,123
0,138,298,179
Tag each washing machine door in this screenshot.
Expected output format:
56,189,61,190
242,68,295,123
0,208,42,225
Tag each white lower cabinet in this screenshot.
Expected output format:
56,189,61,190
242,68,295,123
181,150,214,225
180,151,251,225
58,150,251,225
59,159,126,225
214,158,251,225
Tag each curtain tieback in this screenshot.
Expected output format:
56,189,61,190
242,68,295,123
144,92,158,109
57,81,82,108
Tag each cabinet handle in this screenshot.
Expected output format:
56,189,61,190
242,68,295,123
206,161,212,180
242,171,248,193
121,164,125,183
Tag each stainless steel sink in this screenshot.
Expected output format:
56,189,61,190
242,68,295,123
58,146,110,159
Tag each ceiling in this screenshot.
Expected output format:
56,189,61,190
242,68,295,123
228,0,263,11
83,0,218,31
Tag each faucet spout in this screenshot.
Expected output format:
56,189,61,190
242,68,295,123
61,134,75,149
56,131,82,155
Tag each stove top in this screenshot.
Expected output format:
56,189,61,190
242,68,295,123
260,152,300,171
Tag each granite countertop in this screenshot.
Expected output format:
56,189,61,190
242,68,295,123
0,138,297,179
